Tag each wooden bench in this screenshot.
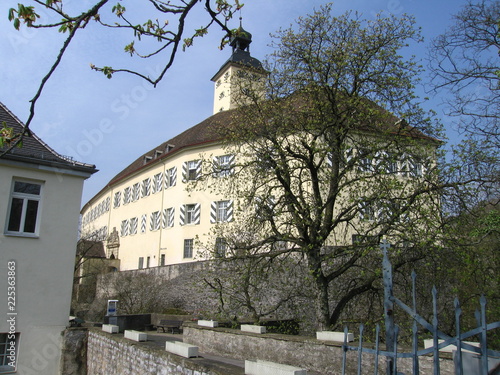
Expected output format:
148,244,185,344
156,319,183,334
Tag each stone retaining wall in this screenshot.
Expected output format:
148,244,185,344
86,329,241,375
183,324,455,375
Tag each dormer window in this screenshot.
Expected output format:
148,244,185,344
143,155,152,165
154,150,163,159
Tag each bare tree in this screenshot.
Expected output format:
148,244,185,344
429,0,499,141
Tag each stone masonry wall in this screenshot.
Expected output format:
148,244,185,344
86,329,241,375
183,324,455,375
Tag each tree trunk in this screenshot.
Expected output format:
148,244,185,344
308,252,331,331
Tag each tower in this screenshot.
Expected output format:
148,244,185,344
211,24,266,114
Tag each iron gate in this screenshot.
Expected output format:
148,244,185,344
341,240,500,375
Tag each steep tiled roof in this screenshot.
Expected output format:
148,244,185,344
0,101,97,174
107,109,234,186
88,93,439,208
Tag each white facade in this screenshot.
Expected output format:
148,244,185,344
80,29,438,273
0,102,96,374
82,141,232,271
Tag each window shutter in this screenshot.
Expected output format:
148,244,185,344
130,217,138,235
150,212,160,231
182,162,188,183
164,170,170,189
194,203,201,224
121,219,129,237
228,154,235,174
227,200,234,222
195,160,202,180
168,208,175,227
162,209,168,228
150,212,155,231
171,166,177,186
212,156,220,177
210,201,217,223
179,205,185,226
141,214,147,233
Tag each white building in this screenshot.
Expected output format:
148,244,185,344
81,27,267,271
80,27,438,272
0,102,96,374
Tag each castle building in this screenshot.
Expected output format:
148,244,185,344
80,27,268,271
80,27,437,272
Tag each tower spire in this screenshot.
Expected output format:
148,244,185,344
210,21,266,114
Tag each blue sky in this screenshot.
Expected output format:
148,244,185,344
0,0,470,205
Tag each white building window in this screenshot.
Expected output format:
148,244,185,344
152,173,163,193
6,180,42,236
180,204,200,226
123,187,131,205
186,204,197,224
165,207,174,228
150,211,161,231
211,200,233,223
165,167,177,188
183,160,201,182
213,154,235,177
132,183,140,202
0,333,19,373
215,237,227,258
142,178,151,198
359,202,375,222
120,219,129,237
129,217,138,235
113,191,121,208
183,239,194,258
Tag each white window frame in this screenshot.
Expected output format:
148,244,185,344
0,332,19,373
216,200,230,222
185,204,197,224
183,239,194,258
214,155,234,177
187,160,200,181
5,179,43,237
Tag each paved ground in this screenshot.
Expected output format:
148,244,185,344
144,330,322,374
144,331,246,371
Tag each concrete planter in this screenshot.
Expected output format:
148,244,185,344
124,330,147,342
316,331,353,342
241,324,266,334
197,320,218,328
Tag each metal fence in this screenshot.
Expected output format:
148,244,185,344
341,240,500,375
